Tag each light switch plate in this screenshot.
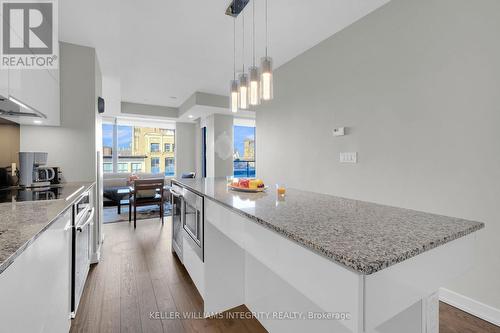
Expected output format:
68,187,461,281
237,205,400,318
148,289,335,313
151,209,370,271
333,127,345,136
340,152,357,163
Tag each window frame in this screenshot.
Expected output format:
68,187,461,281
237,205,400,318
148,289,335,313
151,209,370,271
150,143,160,153
101,118,176,176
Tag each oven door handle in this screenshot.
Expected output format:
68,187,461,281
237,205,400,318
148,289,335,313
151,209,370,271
76,207,94,232
170,188,183,198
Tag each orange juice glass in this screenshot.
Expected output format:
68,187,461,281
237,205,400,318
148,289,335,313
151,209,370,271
276,184,286,196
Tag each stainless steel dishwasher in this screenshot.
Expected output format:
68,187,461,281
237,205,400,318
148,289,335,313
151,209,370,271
71,190,94,318
170,183,184,262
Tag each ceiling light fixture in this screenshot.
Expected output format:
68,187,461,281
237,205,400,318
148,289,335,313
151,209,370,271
260,0,273,101
229,17,239,113
238,10,249,110
188,115,194,119
249,0,260,106
227,0,273,108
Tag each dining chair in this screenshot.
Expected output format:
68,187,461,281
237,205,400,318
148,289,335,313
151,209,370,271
129,178,165,228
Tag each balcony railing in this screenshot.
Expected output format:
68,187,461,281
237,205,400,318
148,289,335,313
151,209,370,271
233,160,255,178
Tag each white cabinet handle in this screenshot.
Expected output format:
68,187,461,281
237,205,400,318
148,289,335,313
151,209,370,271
76,208,94,232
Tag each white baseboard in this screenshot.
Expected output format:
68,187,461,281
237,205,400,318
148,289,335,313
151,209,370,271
439,288,500,327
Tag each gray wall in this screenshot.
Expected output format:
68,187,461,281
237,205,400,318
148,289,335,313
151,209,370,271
175,122,196,176
256,0,500,309
20,42,100,182
121,101,178,118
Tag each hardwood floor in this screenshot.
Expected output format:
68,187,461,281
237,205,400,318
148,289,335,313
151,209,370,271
71,218,499,333
70,217,266,333
440,302,500,333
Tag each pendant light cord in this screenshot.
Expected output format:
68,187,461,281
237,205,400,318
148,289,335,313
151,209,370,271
233,17,236,80
265,0,268,57
242,9,245,72
252,0,256,66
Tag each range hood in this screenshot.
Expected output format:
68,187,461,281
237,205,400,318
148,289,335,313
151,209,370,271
0,95,47,119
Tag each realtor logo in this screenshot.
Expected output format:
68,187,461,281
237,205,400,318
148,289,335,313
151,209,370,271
1,0,58,69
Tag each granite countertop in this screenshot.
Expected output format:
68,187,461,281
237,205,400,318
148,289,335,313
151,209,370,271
172,178,484,275
0,182,95,274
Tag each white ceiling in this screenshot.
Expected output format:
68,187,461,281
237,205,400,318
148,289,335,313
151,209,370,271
60,0,390,108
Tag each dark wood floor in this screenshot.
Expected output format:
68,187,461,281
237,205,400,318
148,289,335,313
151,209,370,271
70,218,499,333
440,302,500,333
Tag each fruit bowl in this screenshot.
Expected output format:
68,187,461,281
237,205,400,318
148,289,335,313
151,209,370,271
227,178,267,193
228,184,268,193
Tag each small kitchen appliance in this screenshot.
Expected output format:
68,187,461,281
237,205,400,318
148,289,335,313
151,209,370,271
19,152,55,187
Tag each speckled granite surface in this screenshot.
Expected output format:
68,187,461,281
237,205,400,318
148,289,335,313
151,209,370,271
0,182,94,274
172,178,484,275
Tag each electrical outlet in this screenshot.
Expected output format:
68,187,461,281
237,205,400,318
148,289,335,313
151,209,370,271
340,152,357,163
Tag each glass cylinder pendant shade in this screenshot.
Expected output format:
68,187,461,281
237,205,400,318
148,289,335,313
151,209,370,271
239,73,249,110
260,56,273,101
249,66,260,105
230,79,239,113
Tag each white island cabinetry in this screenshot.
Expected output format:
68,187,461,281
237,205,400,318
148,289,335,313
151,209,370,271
0,208,72,333
202,199,477,333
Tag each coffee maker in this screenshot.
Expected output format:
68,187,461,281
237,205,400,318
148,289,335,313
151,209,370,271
19,152,55,188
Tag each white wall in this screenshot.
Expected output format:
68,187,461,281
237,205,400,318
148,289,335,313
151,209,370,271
194,118,203,177
175,122,196,176
20,42,100,182
256,0,500,310
101,76,121,116
202,114,233,178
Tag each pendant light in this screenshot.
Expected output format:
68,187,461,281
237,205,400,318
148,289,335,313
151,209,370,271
260,0,273,101
249,0,260,105
238,9,249,110
229,17,239,113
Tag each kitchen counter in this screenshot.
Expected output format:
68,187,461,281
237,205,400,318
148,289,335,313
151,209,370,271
172,178,484,274
0,182,95,274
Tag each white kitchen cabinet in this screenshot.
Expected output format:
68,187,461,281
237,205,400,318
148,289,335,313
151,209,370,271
0,40,60,126
0,207,72,333
0,68,8,98
8,64,60,126
182,236,205,298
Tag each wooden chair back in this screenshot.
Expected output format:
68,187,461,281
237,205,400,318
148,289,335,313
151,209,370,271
134,178,165,191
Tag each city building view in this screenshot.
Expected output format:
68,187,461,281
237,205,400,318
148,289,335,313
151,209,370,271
233,125,256,177
103,124,175,176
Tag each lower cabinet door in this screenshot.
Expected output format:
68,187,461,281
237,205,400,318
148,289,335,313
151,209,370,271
0,208,72,333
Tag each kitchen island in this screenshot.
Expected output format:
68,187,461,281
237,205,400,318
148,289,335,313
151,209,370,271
172,178,484,333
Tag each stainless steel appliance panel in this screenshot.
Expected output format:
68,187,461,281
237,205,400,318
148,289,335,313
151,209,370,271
181,186,204,262
170,184,184,262
71,190,93,318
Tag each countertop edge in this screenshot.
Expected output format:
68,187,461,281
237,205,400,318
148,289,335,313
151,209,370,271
171,179,485,275
0,182,95,274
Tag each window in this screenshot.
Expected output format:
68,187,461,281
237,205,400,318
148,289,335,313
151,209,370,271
103,163,113,173
117,163,128,173
233,125,256,177
101,122,175,175
150,143,160,152
165,157,175,176
131,163,142,173
151,158,160,174
102,123,114,173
